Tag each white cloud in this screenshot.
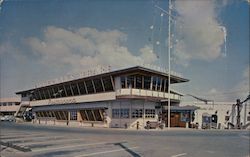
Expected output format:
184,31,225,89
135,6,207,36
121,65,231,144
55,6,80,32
204,67,249,102
233,66,249,99
173,0,226,66
0,41,27,62
26,26,157,72
208,88,218,95
0,0,4,11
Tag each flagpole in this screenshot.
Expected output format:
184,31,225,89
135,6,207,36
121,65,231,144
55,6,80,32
167,0,171,129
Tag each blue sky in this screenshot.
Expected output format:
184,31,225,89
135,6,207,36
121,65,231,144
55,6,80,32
0,0,249,102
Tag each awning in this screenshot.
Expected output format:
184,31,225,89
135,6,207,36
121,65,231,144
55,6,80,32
32,103,108,112
163,105,199,111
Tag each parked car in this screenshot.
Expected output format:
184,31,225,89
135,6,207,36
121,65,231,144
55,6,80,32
0,115,15,122
0,116,5,121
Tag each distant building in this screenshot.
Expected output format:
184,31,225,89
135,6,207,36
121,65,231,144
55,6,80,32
0,97,21,116
181,102,250,129
16,66,197,128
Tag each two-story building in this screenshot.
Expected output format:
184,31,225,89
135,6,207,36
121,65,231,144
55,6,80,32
0,97,21,116
16,66,194,128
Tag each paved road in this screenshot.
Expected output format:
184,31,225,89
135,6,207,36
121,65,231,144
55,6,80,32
0,122,249,157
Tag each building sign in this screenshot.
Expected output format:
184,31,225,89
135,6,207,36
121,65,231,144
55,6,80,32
35,65,111,88
48,98,77,105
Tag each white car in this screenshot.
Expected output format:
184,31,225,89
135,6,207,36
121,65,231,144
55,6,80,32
0,115,15,121
0,116,6,121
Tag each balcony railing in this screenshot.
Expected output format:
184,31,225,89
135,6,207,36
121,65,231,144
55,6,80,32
116,88,181,101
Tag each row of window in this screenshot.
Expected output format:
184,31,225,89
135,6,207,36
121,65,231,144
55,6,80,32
0,102,20,106
27,76,114,101
35,109,105,121
112,109,155,119
121,75,169,92
79,109,104,121
36,111,69,120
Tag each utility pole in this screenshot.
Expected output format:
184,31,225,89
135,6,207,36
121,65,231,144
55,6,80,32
235,95,250,129
236,99,241,129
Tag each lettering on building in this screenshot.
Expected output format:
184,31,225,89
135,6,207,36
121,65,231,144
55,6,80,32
48,98,77,105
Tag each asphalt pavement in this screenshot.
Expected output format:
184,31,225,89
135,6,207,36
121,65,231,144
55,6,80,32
0,121,249,157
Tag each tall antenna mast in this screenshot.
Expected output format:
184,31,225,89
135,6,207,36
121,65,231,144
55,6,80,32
155,0,172,129
167,0,172,129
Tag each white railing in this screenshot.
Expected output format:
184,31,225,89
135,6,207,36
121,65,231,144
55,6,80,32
116,88,181,100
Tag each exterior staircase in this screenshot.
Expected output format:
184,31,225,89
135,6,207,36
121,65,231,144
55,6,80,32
14,101,30,122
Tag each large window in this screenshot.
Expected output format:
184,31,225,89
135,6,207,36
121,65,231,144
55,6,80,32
65,84,73,96
44,88,50,99
120,109,129,118
70,110,77,120
93,109,103,121
71,83,80,96
152,76,157,91
85,80,95,94
93,79,104,93
152,76,163,91
86,110,95,121
121,76,126,88
78,81,87,95
102,76,114,91
40,89,46,100
35,111,56,118
127,75,135,88
34,90,41,100
161,79,165,92
118,75,172,93
79,109,104,121
132,109,143,118
48,88,54,99
135,75,142,89
54,111,68,120
156,77,162,91
112,108,130,119
58,85,66,97
164,79,168,92
145,109,155,118
52,86,59,98
144,76,151,90
112,109,120,118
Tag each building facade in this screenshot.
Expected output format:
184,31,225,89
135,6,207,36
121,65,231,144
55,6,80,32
16,66,192,129
0,97,21,116
181,102,250,129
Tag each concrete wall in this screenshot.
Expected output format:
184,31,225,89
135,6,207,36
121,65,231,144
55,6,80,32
108,100,160,129
0,97,21,114
181,102,250,129
30,92,116,107
33,119,108,128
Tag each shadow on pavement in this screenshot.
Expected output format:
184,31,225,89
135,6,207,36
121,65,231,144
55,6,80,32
114,142,141,157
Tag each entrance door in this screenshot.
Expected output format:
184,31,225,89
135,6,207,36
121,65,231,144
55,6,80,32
163,112,183,127
170,113,180,127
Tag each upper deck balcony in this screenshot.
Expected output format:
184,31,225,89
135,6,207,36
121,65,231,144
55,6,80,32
116,88,181,102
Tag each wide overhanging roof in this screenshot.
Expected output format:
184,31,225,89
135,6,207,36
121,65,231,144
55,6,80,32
111,66,189,83
163,105,199,111
16,66,189,94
